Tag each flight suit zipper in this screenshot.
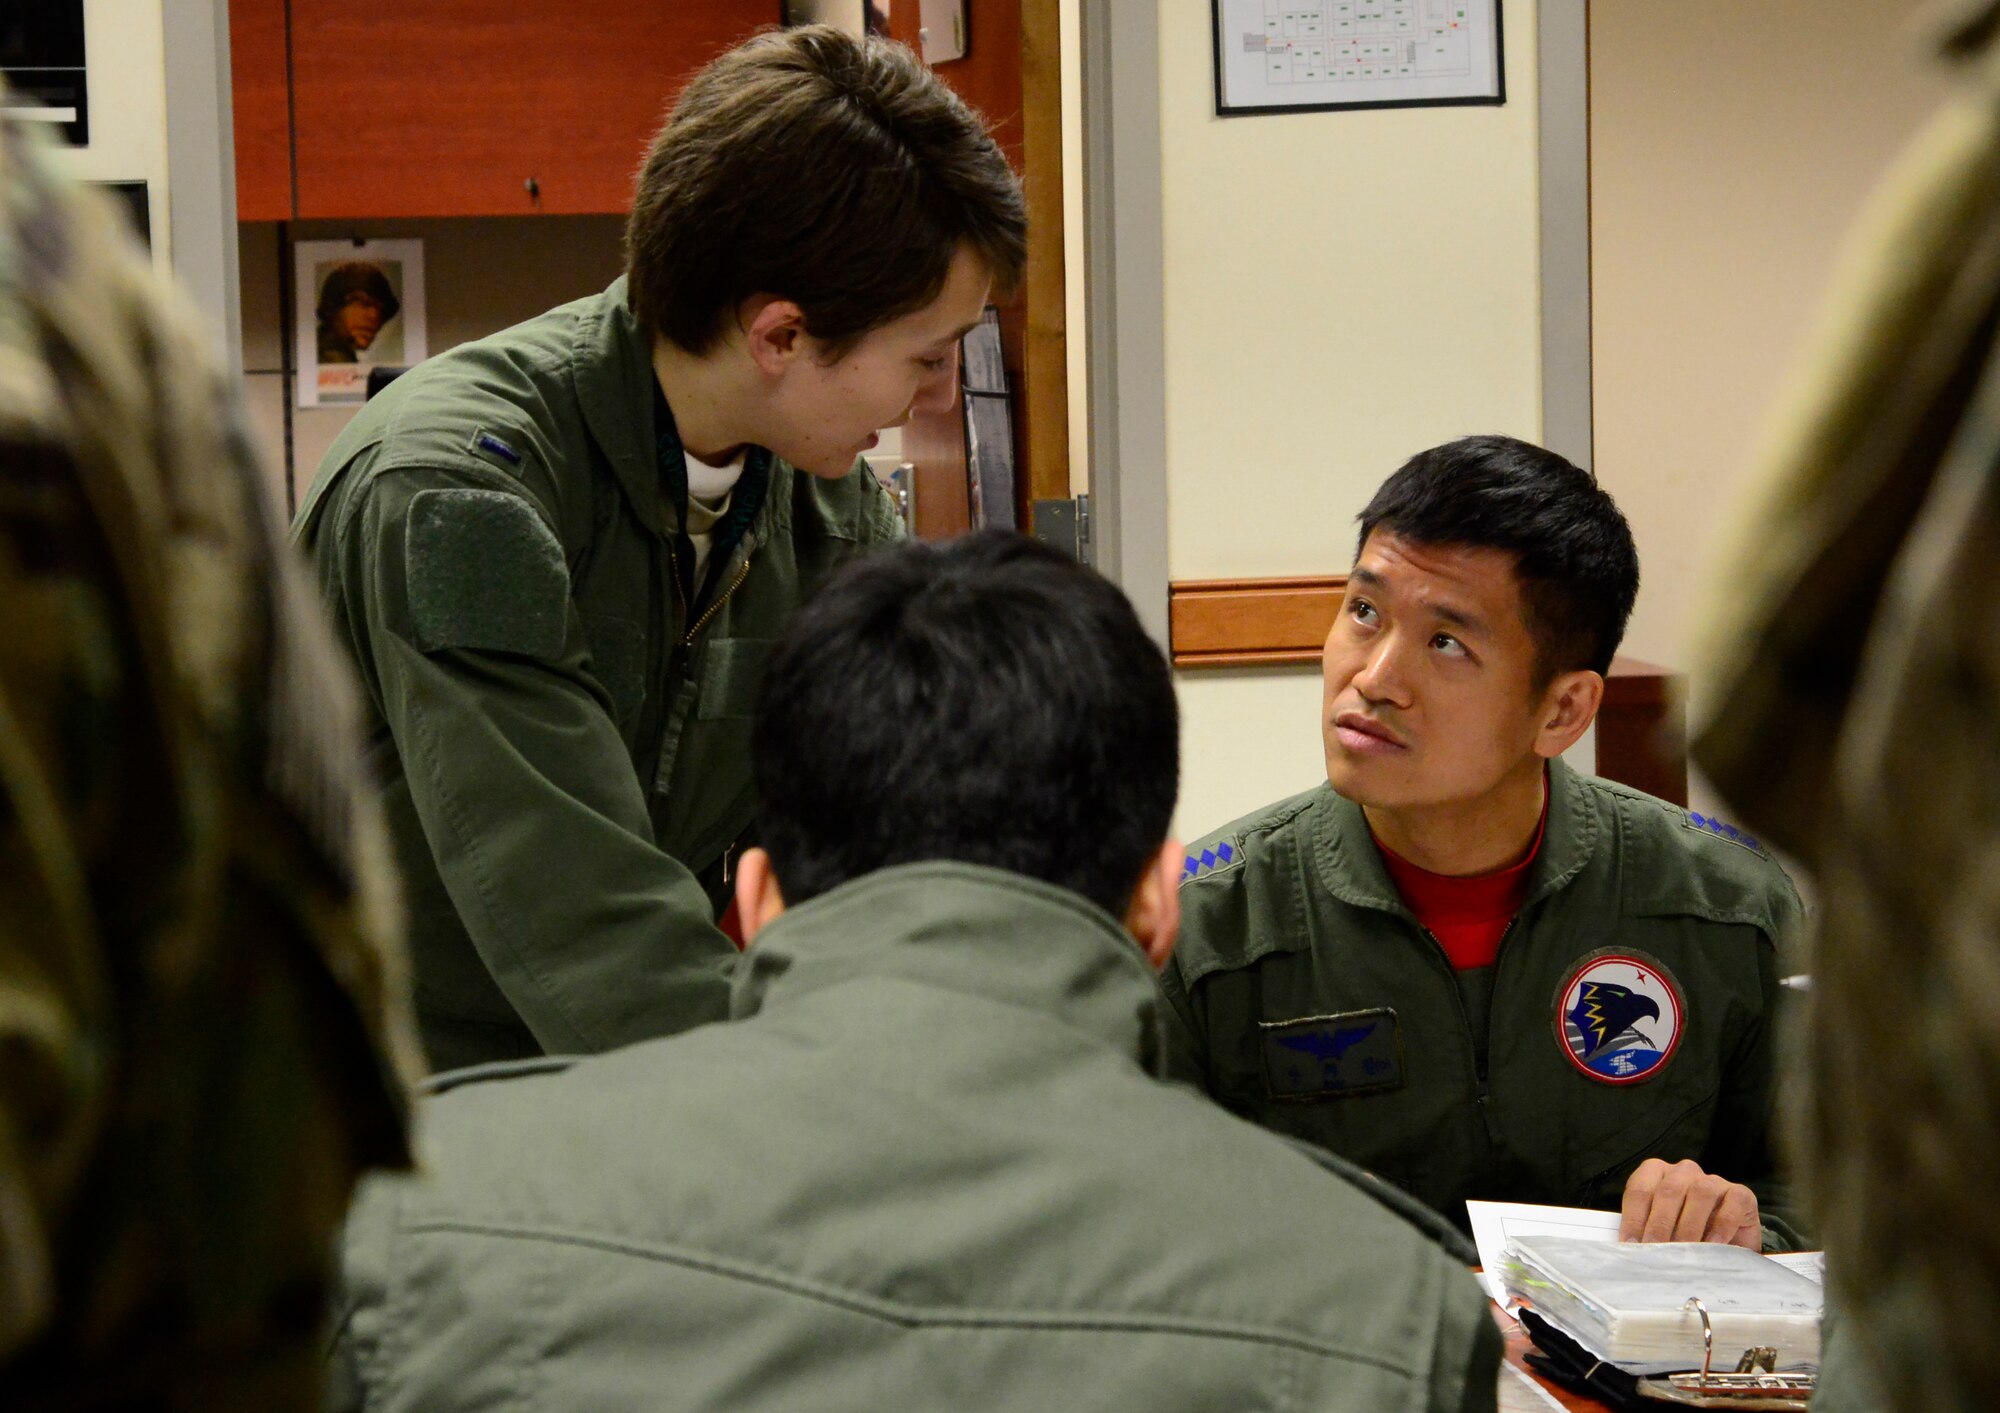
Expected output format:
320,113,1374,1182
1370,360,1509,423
1418,925,1488,1101
1411,923,1492,1199
1475,917,1518,1090
665,538,689,642
649,536,758,858
664,538,755,646
682,555,752,644
1417,917,1517,1168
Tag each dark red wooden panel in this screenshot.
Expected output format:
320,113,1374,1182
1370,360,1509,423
230,0,292,220
290,1,777,218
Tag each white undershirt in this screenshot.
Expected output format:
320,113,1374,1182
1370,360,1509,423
682,449,745,586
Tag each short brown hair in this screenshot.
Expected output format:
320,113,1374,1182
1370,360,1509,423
626,26,1027,354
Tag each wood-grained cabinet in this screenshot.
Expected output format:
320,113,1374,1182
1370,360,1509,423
231,0,291,220
233,1,777,219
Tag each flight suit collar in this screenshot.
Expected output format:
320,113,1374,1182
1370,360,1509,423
1522,757,1601,904
1311,757,1602,920
731,861,1168,1075
576,279,778,578
573,277,668,537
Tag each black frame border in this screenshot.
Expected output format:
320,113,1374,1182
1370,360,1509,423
1210,0,1507,118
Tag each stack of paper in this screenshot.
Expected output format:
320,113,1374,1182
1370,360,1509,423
1499,1235,1823,1374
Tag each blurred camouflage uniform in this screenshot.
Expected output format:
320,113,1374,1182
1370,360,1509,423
0,115,416,1406
1692,5,2000,1409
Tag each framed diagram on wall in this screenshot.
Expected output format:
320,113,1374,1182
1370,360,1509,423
1213,0,1503,116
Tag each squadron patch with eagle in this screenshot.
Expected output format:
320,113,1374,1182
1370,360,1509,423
1555,951,1684,1084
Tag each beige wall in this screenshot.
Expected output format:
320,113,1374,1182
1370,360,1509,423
238,215,628,516
1589,0,1948,678
1162,0,1549,840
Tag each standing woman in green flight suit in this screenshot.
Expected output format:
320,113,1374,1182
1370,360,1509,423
296,27,1027,1071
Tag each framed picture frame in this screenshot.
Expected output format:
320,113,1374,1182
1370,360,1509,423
294,237,427,408
0,0,90,145
1213,0,1504,117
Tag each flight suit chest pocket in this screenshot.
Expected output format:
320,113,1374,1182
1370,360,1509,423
1228,999,1434,1198
695,637,773,720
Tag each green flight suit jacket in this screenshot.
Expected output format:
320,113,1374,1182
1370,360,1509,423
295,280,900,1070
1162,761,1805,1243
330,863,1502,1413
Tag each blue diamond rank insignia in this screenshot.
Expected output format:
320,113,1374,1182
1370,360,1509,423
1258,1007,1403,1100
1182,841,1238,880
1554,950,1685,1085
1682,809,1765,854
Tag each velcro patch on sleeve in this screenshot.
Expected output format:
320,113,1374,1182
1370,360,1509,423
405,487,568,659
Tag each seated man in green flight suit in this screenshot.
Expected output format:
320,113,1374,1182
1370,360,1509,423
1162,435,1807,1250
295,27,1027,1071
328,533,1502,1413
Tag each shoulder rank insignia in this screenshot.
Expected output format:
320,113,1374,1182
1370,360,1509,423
471,429,524,465
1182,841,1239,881
1683,810,1764,854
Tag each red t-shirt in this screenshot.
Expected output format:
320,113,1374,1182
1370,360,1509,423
1375,794,1548,971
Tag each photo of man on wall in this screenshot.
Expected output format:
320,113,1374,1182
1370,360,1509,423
295,237,426,406
316,260,402,364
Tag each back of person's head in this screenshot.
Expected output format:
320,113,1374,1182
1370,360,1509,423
1356,434,1640,681
753,531,1178,918
626,26,1028,355
0,108,415,1397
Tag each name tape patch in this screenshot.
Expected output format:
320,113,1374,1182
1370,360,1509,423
1259,1007,1403,1101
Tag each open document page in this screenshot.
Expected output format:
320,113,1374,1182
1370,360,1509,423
1468,1201,1620,1305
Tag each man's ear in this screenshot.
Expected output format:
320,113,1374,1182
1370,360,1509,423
739,295,809,377
1123,840,1185,971
1532,668,1605,760
733,847,789,946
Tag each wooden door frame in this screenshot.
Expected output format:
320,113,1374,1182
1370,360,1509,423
890,0,1071,534
1020,0,1071,504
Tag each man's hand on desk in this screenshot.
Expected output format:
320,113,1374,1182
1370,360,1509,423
1618,1158,1761,1250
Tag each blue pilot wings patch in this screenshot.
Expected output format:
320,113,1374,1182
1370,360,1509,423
1259,1007,1404,1100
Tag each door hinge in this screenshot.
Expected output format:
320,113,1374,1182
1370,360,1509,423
1031,493,1092,565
